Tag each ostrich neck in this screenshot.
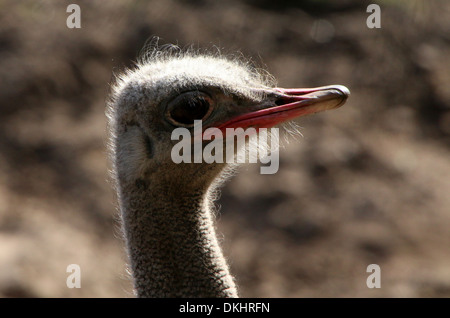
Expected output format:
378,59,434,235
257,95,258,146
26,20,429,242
119,177,238,297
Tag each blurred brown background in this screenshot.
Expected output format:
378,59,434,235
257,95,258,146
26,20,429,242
0,0,449,297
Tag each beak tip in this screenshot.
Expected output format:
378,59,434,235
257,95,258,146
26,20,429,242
333,85,351,98
327,85,350,108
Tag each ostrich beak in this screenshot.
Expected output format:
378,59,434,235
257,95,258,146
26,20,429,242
216,85,350,132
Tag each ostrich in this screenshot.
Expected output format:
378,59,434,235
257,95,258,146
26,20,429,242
107,45,349,298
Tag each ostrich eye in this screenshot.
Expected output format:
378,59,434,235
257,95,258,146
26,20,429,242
166,92,214,127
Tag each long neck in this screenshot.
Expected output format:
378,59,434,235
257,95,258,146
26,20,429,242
118,177,238,298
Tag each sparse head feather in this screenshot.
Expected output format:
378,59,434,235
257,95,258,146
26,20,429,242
109,41,277,117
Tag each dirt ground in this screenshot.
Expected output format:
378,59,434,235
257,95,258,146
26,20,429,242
0,0,449,297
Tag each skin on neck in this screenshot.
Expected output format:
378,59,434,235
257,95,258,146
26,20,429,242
116,158,238,298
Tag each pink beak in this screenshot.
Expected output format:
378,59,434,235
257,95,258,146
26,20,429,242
216,85,349,132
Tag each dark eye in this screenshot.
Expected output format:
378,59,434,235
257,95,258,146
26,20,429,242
166,91,213,127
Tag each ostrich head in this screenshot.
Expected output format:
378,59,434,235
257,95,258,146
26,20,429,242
108,48,349,193
107,45,349,297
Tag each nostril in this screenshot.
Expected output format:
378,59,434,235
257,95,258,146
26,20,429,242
275,98,285,106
